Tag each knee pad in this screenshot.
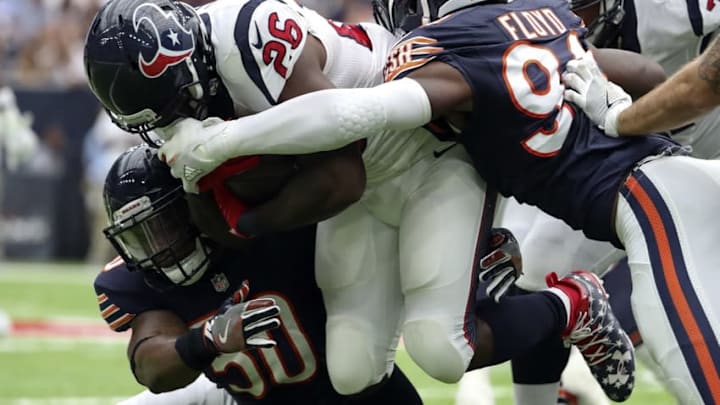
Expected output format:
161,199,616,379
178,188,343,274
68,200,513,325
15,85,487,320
326,318,388,395
402,319,468,383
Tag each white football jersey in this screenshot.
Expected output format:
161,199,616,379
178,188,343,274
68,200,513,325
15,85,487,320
626,0,720,157
199,0,446,184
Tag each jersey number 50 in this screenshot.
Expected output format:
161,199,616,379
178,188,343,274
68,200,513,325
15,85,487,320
503,32,585,157
210,293,317,399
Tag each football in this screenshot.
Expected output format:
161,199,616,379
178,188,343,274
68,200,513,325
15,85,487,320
221,155,299,205
186,155,298,249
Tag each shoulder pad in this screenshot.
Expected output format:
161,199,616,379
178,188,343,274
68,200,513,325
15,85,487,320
94,259,152,332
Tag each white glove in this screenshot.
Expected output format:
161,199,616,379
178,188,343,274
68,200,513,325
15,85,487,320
157,117,231,193
0,87,38,171
562,53,632,136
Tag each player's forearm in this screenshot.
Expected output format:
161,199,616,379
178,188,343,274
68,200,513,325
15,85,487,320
210,79,432,157
237,146,366,235
617,58,720,134
132,335,201,393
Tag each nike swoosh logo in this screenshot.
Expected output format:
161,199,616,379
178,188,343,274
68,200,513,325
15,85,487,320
251,23,263,50
217,320,231,344
433,143,457,158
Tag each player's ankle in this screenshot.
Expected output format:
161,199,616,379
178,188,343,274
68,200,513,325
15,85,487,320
545,272,585,335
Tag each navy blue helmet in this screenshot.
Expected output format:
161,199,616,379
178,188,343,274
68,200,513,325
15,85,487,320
84,0,218,145
103,144,211,289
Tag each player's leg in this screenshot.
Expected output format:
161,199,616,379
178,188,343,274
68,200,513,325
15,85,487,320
455,368,495,405
502,200,624,291
116,374,234,405
315,203,403,395
500,201,624,404
616,155,720,405
556,259,634,405
395,147,632,394
397,147,487,383
558,347,609,405
350,365,423,405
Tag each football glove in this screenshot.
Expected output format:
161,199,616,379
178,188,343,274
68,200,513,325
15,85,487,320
203,280,281,353
478,228,523,302
157,117,232,193
562,52,631,137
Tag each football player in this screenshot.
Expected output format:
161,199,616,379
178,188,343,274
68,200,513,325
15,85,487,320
95,144,424,404
83,0,633,400
153,0,720,403
493,1,720,402
82,0,499,394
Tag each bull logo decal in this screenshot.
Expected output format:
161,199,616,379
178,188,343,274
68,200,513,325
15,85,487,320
133,3,195,78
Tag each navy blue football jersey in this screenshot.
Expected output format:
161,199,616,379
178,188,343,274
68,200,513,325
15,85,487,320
94,227,352,403
385,0,684,246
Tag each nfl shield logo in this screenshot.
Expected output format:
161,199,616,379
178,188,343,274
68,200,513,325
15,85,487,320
210,273,230,293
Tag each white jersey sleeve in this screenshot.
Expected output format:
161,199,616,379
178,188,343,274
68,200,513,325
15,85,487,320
198,0,436,185
628,0,720,158
200,0,399,114
631,0,720,74
201,0,309,112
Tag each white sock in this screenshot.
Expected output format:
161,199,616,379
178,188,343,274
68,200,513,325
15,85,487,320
547,287,572,329
513,382,561,405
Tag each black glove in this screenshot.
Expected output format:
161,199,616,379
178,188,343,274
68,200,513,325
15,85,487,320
478,228,523,302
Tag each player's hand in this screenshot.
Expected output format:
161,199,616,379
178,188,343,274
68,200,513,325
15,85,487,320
157,117,231,193
562,52,631,136
478,228,522,302
202,280,281,353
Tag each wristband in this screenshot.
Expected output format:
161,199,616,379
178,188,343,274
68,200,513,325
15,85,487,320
604,108,621,137
174,325,219,370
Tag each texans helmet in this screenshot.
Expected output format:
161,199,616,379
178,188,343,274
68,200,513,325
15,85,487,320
373,0,506,34
84,0,218,145
570,0,625,48
103,144,211,289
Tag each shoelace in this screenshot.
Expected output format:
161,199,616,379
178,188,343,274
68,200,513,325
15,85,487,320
566,307,614,366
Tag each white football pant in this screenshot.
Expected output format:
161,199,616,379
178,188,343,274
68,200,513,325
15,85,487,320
116,374,233,405
317,145,489,394
501,155,720,405
615,156,720,405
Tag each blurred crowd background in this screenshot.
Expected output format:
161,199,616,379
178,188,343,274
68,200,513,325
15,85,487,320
0,0,373,263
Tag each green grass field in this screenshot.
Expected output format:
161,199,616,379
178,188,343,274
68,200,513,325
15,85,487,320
0,262,675,404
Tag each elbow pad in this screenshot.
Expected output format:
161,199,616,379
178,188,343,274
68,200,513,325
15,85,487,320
332,78,433,139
